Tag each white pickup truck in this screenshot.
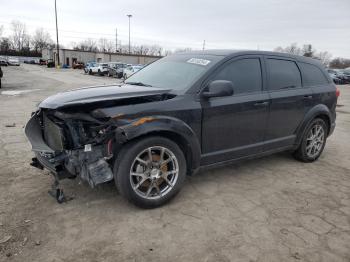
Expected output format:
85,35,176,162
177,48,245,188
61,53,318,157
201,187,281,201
88,63,109,76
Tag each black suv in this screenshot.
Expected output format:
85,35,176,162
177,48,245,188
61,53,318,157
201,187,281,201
25,50,338,208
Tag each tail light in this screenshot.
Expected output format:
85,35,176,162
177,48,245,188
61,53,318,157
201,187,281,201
336,87,340,98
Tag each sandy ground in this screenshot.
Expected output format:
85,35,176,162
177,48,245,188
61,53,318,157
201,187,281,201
0,64,349,262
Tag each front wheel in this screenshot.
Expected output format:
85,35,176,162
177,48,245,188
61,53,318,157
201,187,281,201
293,118,328,162
114,136,187,208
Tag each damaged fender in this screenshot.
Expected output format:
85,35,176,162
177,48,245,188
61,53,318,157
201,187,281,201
115,115,201,172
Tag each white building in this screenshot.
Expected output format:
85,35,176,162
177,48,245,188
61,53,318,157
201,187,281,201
42,48,161,66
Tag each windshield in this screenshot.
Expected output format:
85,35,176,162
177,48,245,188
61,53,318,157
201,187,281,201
125,54,223,90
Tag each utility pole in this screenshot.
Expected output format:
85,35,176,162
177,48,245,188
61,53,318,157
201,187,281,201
127,14,132,54
202,40,206,50
54,0,60,67
115,27,118,52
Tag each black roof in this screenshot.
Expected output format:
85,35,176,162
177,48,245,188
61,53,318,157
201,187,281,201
177,49,323,66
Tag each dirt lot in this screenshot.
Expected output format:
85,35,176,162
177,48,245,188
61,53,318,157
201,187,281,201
0,64,349,262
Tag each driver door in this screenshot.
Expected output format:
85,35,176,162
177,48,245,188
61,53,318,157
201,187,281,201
200,56,270,165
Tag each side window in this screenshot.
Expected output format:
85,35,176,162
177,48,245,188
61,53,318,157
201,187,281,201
213,58,262,94
299,62,329,86
267,59,301,90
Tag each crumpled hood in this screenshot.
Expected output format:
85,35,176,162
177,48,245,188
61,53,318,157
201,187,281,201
39,84,171,109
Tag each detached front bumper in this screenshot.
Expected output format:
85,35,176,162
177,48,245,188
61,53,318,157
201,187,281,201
25,111,114,186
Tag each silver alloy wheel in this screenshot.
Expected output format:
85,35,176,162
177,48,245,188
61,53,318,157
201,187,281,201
129,146,179,200
306,124,325,158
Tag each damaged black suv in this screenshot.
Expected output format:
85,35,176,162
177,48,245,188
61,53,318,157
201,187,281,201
25,50,338,208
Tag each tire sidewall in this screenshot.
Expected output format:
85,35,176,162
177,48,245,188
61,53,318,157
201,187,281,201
299,118,328,162
114,136,187,208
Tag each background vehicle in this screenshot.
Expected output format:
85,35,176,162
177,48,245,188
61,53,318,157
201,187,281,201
123,65,143,79
88,63,109,75
25,50,337,208
0,59,8,66
84,62,96,74
47,59,55,68
7,58,20,66
39,59,47,65
107,62,127,78
327,69,343,84
72,62,84,69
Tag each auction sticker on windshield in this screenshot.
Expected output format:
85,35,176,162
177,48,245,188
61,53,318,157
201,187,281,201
187,58,211,66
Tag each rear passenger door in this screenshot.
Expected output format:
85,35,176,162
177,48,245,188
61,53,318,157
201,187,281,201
264,56,314,150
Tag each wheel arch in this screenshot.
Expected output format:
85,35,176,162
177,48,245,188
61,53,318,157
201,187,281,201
114,116,201,174
295,104,332,146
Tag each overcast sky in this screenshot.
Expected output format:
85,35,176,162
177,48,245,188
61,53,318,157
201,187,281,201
1,0,350,57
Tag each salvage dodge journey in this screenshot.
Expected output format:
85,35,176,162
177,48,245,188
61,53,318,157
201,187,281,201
25,50,338,208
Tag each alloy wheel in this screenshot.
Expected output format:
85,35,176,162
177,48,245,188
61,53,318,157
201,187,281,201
306,124,325,158
129,146,179,200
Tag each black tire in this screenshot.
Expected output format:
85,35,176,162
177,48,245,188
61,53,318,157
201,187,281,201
293,118,328,162
114,136,187,208
89,69,92,75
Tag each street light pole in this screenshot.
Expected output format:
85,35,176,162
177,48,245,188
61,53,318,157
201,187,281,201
54,0,60,66
127,14,132,54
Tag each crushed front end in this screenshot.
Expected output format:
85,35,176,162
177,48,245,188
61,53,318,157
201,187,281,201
25,109,115,188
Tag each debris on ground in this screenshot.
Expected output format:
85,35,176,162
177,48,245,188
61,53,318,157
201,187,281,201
5,123,16,127
0,235,12,244
35,240,41,246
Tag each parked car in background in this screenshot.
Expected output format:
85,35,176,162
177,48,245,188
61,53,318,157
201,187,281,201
107,62,127,78
339,69,350,83
72,62,84,69
88,63,109,76
0,59,8,66
0,66,2,88
84,62,96,74
47,59,55,68
7,58,20,66
327,69,342,84
333,69,350,84
39,59,47,65
123,65,144,79
25,50,338,208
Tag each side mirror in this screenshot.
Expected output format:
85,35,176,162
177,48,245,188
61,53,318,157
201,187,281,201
202,80,234,98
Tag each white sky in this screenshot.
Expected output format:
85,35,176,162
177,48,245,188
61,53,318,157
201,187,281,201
1,0,350,57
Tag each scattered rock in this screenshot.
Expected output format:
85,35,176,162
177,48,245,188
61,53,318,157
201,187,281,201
6,252,12,257
24,219,31,223
0,222,3,226
0,235,12,244
291,252,301,260
5,123,16,127
35,240,41,246
280,228,289,235
22,237,28,246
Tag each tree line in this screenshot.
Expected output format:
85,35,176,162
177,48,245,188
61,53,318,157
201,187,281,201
1,20,350,68
274,43,350,69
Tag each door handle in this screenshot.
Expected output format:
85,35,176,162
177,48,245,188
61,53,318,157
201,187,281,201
254,101,269,107
303,95,313,99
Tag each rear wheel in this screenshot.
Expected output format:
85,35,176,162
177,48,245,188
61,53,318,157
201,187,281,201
89,69,92,75
293,118,328,162
114,136,186,208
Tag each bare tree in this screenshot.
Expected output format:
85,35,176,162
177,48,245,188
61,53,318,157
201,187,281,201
10,20,30,51
314,51,332,66
302,44,315,57
0,25,3,38
329,58,350,69
98,38,114,52
174,47,192,54
274,43,302,55
75,38,98,52
31,28,53,52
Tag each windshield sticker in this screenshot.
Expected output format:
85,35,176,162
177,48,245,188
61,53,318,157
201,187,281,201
187,58,211,66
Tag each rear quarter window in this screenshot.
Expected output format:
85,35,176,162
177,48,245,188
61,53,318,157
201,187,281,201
299,62,329,86
267,59,301,90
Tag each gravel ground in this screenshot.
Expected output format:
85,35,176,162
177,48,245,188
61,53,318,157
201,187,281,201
0,64,349,262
